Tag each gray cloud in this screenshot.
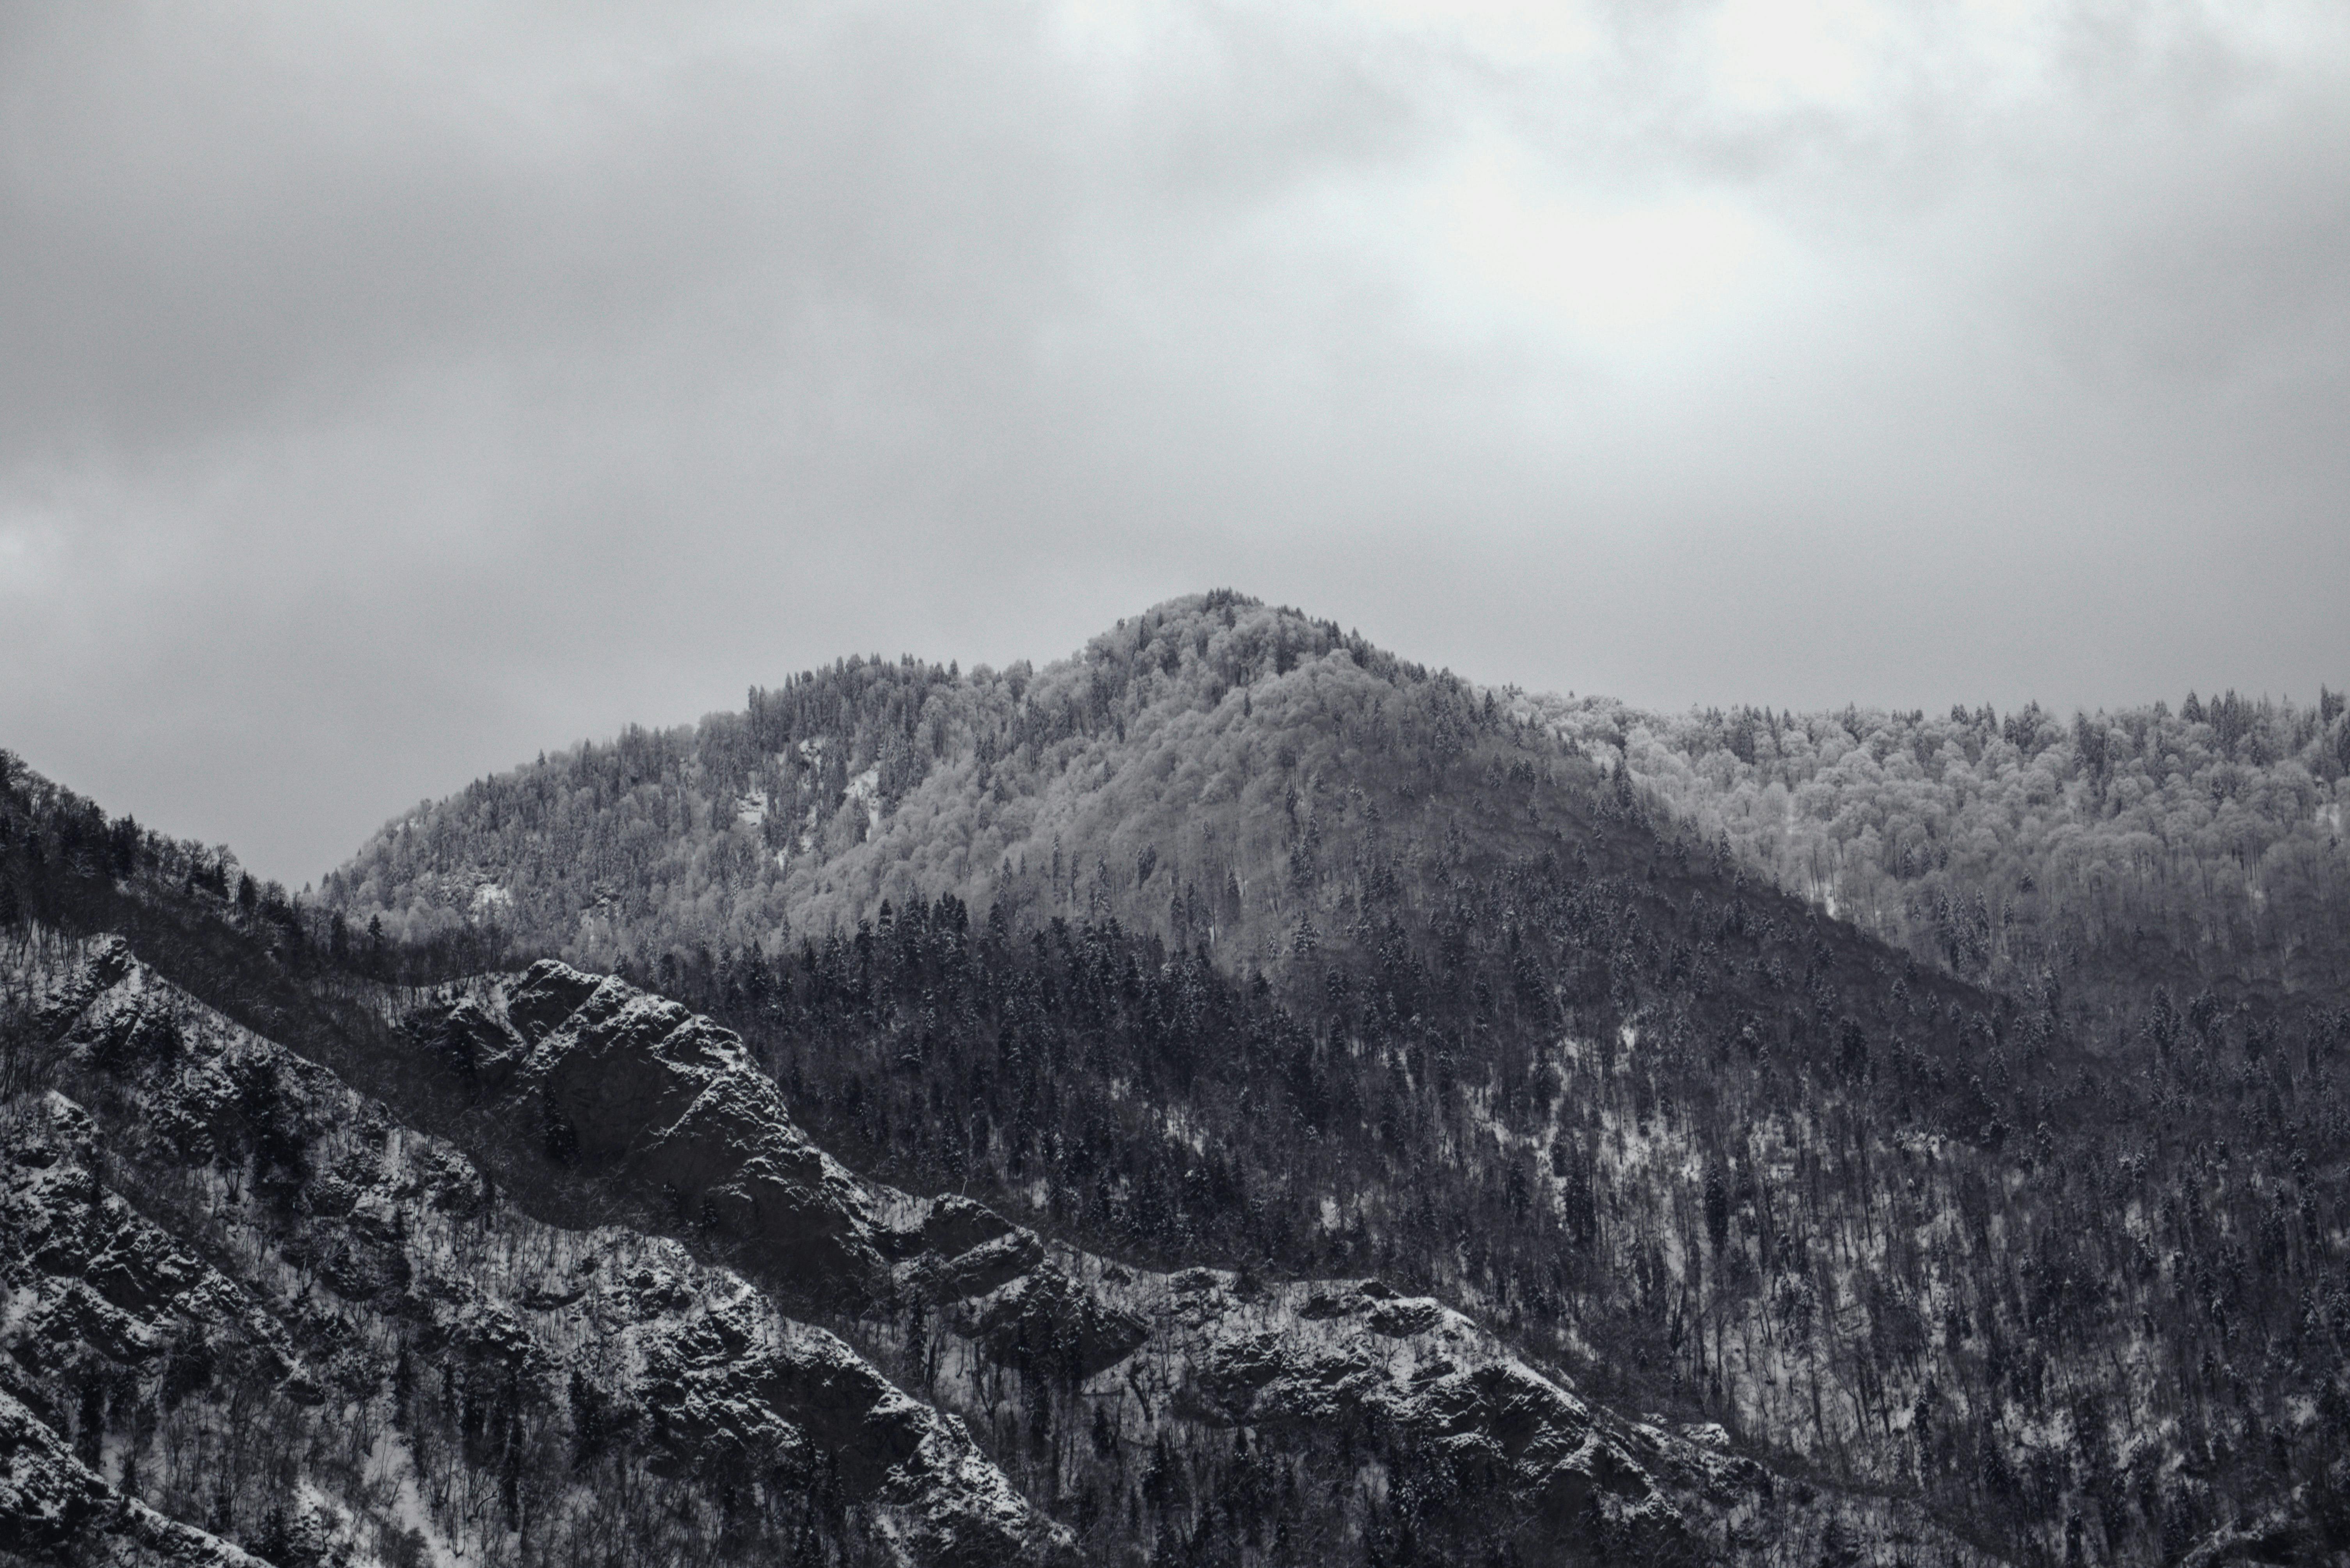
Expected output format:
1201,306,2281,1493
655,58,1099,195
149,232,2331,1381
4,0,2346,884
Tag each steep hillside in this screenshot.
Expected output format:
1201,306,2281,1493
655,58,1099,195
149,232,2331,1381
14,593,2350,1563
0,791,2000,1566
399,956,1983,1567
2,935,1064,1568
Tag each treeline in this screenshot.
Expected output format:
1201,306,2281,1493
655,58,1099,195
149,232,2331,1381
325,591,1528,972
1528,688,2350,1015
0,749,517,991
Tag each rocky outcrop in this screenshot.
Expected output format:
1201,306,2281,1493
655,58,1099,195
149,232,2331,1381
400,960,2000,1567
0,936,1999,1567
3,939,1069,1568
423,960,894,1300
1177,1280,1684,1533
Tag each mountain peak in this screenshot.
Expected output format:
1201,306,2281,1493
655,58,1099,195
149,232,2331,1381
327,591,1507,968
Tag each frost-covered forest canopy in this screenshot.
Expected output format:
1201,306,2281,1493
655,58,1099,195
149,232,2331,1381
1528,686,2350,1008
327,591,2350,1027
328,592,1520,974
11,591,2350,1566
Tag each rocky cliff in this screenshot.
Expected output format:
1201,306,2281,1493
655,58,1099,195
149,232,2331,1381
2,932,2001,1566
392,956,2000,1566
2,936,1065,1567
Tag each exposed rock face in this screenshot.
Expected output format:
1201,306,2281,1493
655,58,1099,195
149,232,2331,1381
2,938,2001,1566
1178,1280,1684,1532
2,939,1068,1568
401,960,2000,1567
939,1253,1994,1566
498,962,890,1296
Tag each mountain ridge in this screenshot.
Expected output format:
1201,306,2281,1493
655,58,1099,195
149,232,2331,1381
0,921,2007,1566
9,592,2350,1563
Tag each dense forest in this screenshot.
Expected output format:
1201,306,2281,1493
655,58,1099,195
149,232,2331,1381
313,594,2350,1564
2,748,1973,1568
11,592,2350,1564
598,802,2350,1565
1528,688,2350,1020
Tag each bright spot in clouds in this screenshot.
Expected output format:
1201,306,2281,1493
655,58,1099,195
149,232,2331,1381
1707,0,1891,114
1420,137,1772,348
0,513,61,597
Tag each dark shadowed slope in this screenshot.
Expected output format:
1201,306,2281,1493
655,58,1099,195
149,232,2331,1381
0,780,1998,1566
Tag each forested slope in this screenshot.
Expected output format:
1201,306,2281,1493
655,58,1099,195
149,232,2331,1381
326,591,1550,974
2,743,2004,1568
1527,689,2350,1022
14,592,2350,1562
308,594,2350,1564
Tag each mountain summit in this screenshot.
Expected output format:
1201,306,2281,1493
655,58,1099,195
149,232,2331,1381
6,594,2348,1564
329,591,1525,971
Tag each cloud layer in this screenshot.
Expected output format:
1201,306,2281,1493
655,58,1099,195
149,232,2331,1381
5,0,2346,883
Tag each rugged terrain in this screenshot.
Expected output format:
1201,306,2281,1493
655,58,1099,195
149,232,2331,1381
8,591,2350,1563
2,926,1997,1566
2,934,1061,1567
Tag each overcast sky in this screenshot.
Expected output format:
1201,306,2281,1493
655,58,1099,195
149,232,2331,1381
5,0,2346,885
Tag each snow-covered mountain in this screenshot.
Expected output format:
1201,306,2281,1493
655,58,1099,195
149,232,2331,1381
7,592,2348,1564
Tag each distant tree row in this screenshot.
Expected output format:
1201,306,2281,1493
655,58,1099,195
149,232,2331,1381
1528,687,2350,1015
324,592,1524,976
0,749,512,990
